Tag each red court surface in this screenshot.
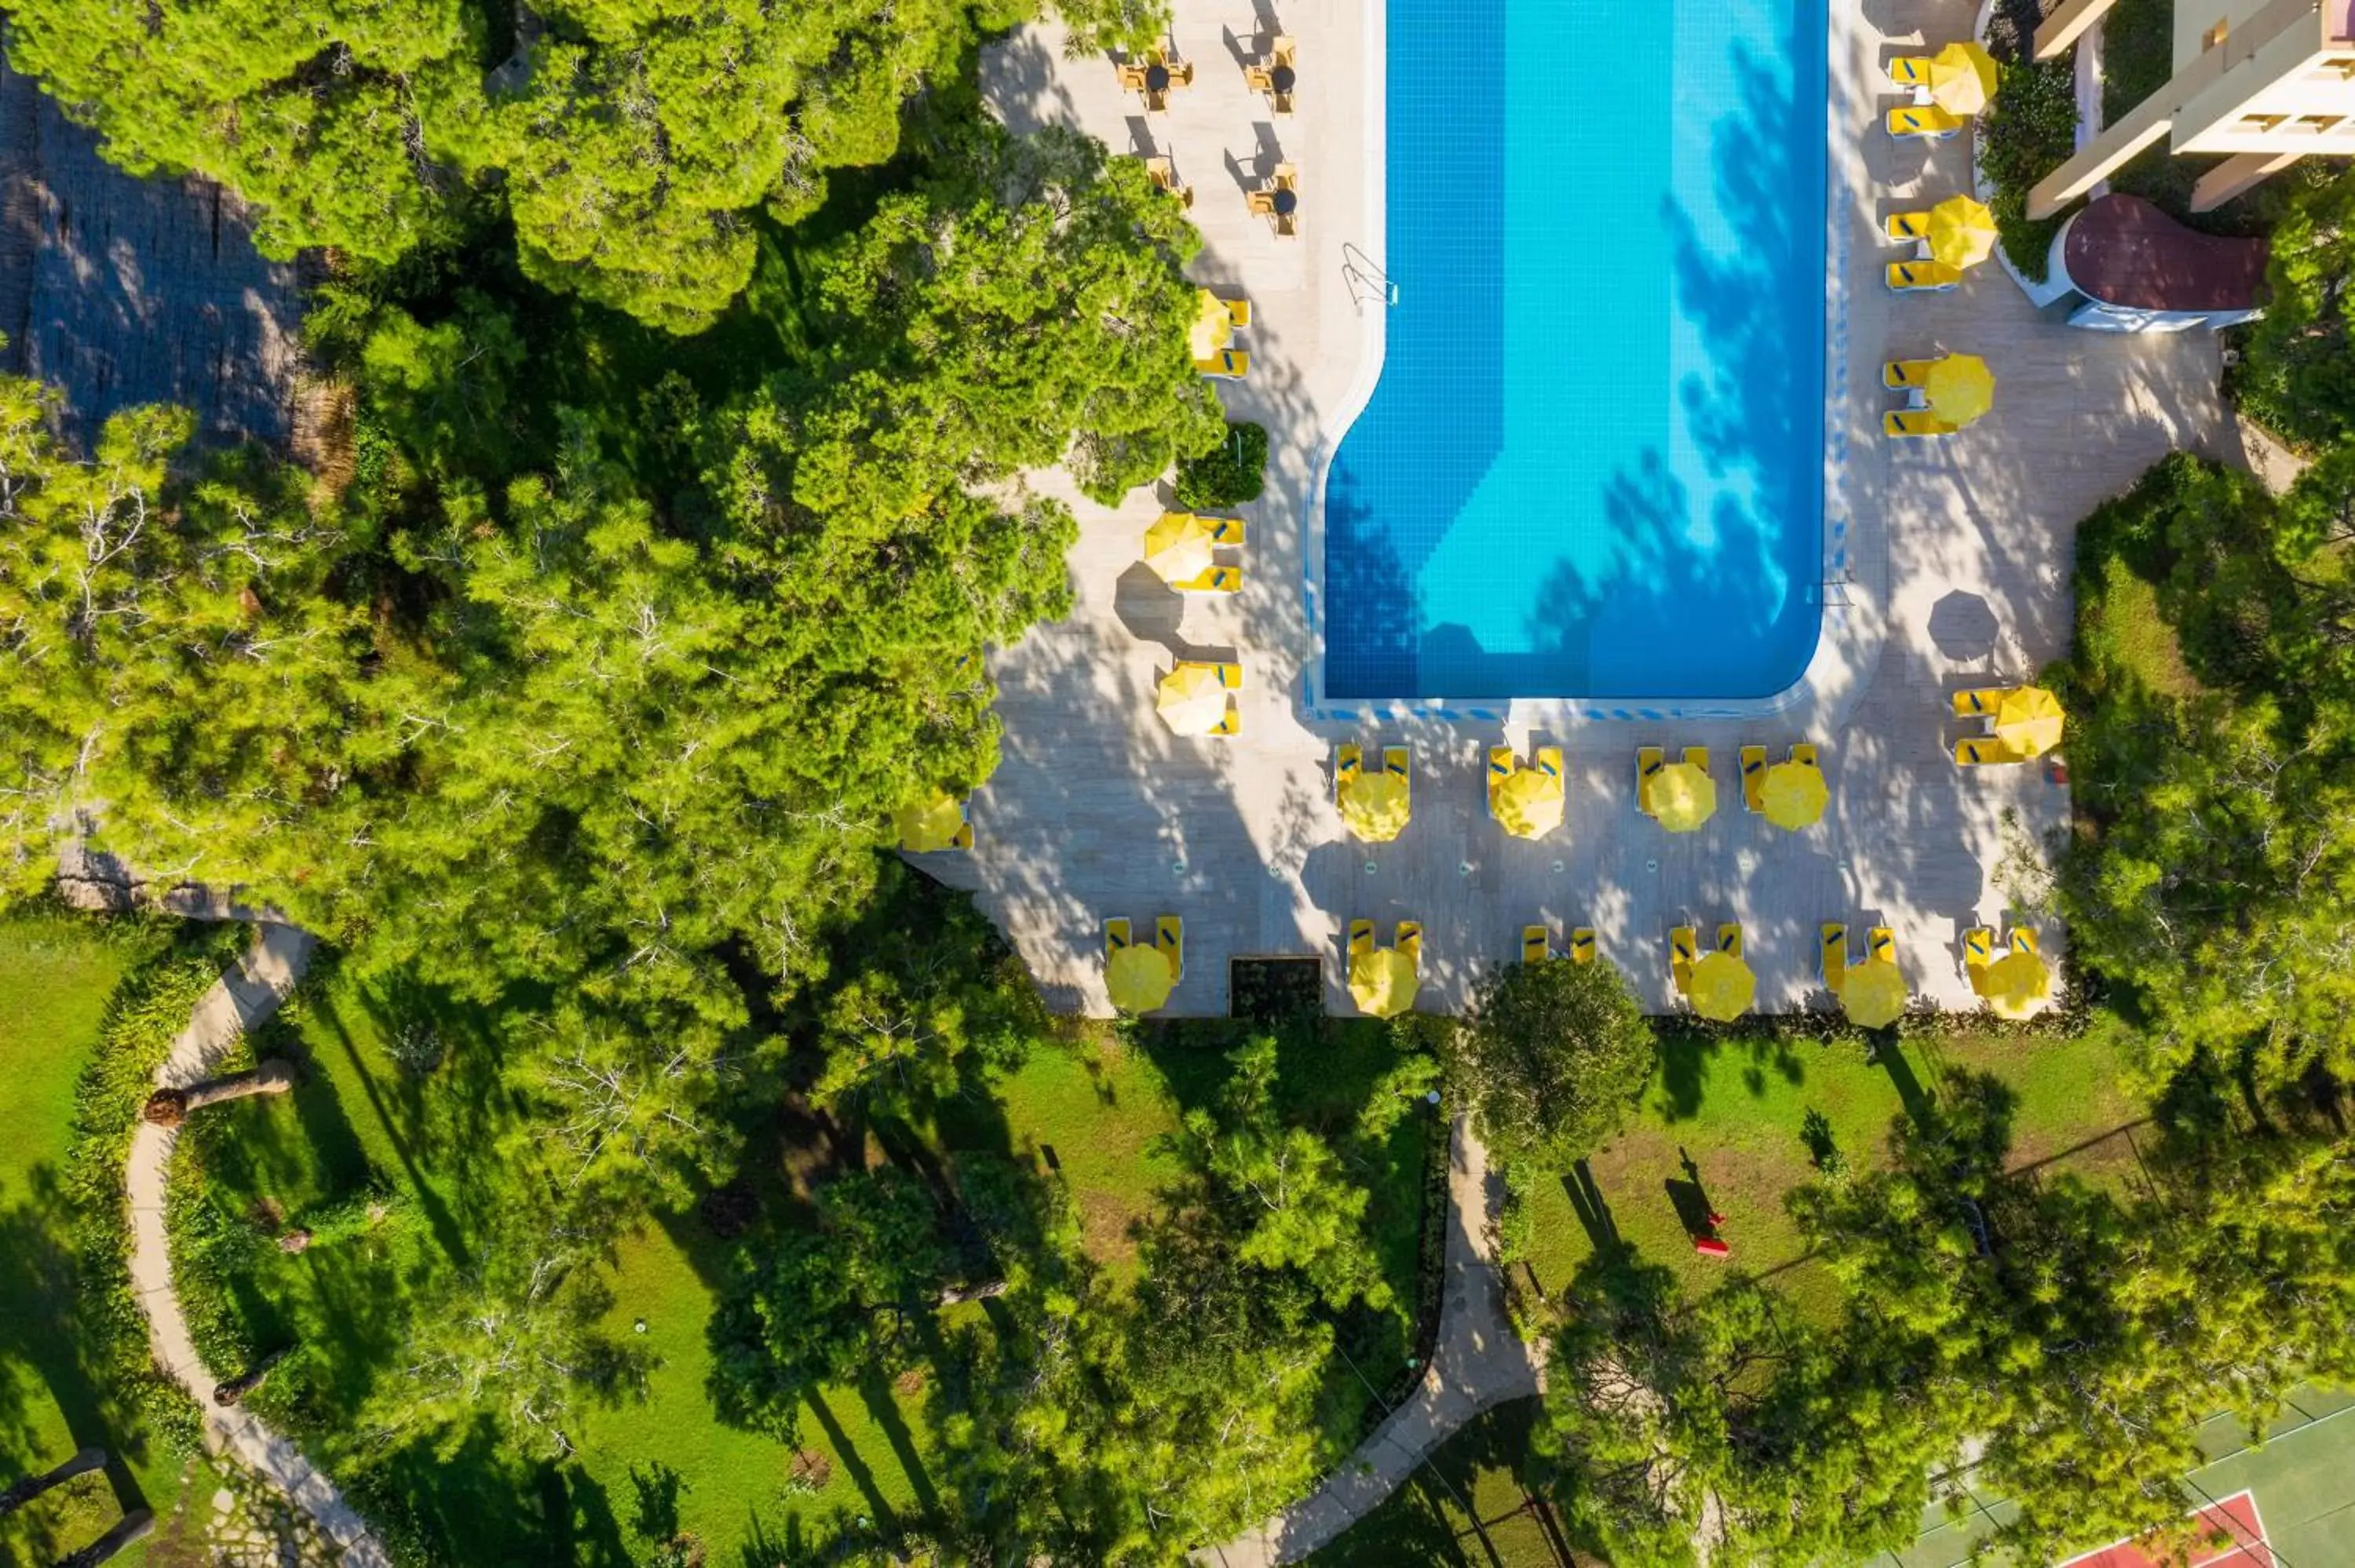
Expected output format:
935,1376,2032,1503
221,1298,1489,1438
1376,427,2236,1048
2057,1491,2273,1568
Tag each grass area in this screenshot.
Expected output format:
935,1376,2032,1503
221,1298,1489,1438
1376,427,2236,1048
1516,1023,2141,1321
0,910,223,1566
2078,554,2204,700
1302,1399,1561,1567
170,963,1436,1564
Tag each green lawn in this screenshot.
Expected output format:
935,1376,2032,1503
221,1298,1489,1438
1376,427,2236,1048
1517,1023,2142,1320
0,910,218,1566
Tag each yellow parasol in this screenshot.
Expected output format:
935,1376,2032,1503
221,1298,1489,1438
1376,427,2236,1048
1652,762,1718,833
1143,511,1218,583
1338,771,1411,842
1157,664,1231,735
1840,959,1909,1029
1925,355,1995,427
1992,687,2066,757
1188,289,1233,361
1926,41,1999,115
895,791,966,852
1686,951,1756,1023
1349,946,1420,1018
1107,943,1177,1012
1492,768,1565,839
1760,761,1828,831
1973,950,2052,1019
1926,195,1999,270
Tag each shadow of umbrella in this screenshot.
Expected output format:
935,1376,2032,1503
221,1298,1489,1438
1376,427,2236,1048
1114,561,1186,650
1928,589,2001,664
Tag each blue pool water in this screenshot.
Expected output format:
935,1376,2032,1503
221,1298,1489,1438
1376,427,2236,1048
1323,0,1828,700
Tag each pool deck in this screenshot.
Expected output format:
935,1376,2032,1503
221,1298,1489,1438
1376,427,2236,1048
952,0,2240,1020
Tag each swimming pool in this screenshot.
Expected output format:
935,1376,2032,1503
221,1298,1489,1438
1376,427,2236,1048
1320,0,1829,702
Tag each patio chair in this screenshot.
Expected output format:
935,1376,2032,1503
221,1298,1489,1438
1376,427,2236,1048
1246,189,1280,217
1196,348,1250,378
1157,915,1185,980
1243,63,1275,92
1171,60,1196,86
1868,926,1896,965
1144,156,1193,208
1637,746,1666,816
1887,104,1966,138
1272,35,1297,69
1570,928,1597,965
1886,410,1959,438
1884,357,1939,390
1348,918,1376,957
1275,209,1299,239
1170,563,1241,593
1523,924,1551,965
1335,742,1361,800
1821,923,1849,990
1145,88,1169,112
1114,61,1149,89
1740,744,1769,813
1887,261,1962,293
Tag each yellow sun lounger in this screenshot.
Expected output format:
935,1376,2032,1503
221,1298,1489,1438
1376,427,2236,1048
1963,926,1995,970
2010,926,2039,957
1208,516,1247,546
1158,915,1184,979
1170,563,1242,594
1952,687,2005,720
1670,925,1700,990
1196,348,1250,377
1884,357,1939,389
1571,928,1597,965
1536,746,1563,779
1887,410,1960,438
1397,921,1422,965
1221,297,1251,330
1868,926,1895,965
1884,210,1932,243
1349,917,1376,957
1740,745,1769,813
1488,746,1515,782
1889,54,1933,87
1637,746,1667,815
1821,923,1849,990
1887,261,1962,292
1718,923,1743,959
1523,924,1551,964
1684,746,1711,779
1955,736,2021,765
1792,742,1820,771
1336,742,1362,796
1888,104,1966,138
1105,917,1132,954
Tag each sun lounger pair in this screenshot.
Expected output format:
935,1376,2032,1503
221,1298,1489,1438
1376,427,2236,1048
1963,924,2036,970
1335,742,1410,799
1670,922,1740,984
1172,659,1243,735
1636,746,1708,818
1521,924,1598,965
1349,917,1422,961
1819,923,1895,986
1104,915,1183,970
1738,742,1818,812
1887,104,1966,139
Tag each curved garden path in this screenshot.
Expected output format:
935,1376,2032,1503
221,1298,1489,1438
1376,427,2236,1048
1196,1117,1547,1566
123,921,392,1568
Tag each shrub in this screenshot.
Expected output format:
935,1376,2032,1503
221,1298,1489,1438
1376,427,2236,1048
1980,49,2082,283
1172,421,1267,509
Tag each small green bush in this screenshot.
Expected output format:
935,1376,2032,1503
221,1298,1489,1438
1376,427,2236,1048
1980,52,2082,282
1173,421,1267,509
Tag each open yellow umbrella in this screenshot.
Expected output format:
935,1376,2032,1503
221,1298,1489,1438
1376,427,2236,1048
1188,289,1233,361
1840,959,1909,1029
1492,768,1565,839
1686,951,1755,1023
1974,950,2051,1019
1760,761,1828,831
895,791,966,852
1926,195,1998,270
1992,687,2066,757
1349,946,1419,1018
1157,664,1230,735
1339,772,1411,842
1925,355,1995,427
1107,943,1176,1012
1143,511,1218,583
1652,763,1718,833
1927,40,1999,115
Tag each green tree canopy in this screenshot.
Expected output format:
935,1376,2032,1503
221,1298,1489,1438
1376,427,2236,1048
1447,957,1654,1166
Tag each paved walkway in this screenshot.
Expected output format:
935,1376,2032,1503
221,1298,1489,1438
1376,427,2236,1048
123,921,391,1568
1197,1117,1544,1566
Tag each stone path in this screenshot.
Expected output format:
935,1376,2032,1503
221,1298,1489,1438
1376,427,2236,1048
1196,1117,1545,1566
123,921,392,1568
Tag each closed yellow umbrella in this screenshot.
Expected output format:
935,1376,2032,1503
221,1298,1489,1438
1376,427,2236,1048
1349,946,1420,1018
1144,511,1218,583
1974,950,2051,1019
1107,943,1177,1012
1339,771,1411,842
1157,664,1230,735
1492,768,1565,839
1840,959,1909,1029
1686,951,1755,1023
1652,762,1718,833
1927,41,1999,115
1992,687,2066,757
1760,761,1828,831
1926,195,1998,270
1925,355,1995,427
1188,289,1233,361
895,791,966,852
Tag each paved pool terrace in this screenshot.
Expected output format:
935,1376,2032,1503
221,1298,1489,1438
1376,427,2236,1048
955,0,2241,1020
